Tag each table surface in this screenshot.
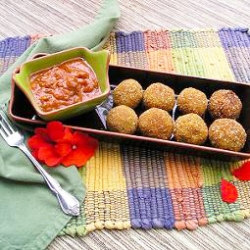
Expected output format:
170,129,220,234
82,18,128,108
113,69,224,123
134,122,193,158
2,1,250,250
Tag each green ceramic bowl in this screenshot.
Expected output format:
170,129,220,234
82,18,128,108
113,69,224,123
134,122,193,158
13,47,110,121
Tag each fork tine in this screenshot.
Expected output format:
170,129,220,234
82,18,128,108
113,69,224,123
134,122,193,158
0,124,8,140
0,118,12,136
0,109,16,133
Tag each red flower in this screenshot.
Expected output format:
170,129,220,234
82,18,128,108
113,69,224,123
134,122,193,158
232,161,250,181
56,128,98,167
37,144,63,167
27,121,98,167
220,179,238,203
28,121,65,167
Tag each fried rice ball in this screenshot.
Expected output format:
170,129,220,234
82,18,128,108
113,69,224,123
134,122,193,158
106,105,138,134
174,113,208,145
113,79,143,108
143,83,175,111
138,108,174,140
208,90,242,119
209,118,246,152
177,87,208,116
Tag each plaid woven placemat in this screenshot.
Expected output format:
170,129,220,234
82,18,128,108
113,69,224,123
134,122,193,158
1,28,250,236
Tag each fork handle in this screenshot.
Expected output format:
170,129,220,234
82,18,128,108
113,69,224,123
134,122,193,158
18,144,80,216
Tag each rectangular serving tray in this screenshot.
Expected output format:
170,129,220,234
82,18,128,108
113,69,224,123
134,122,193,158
9,64,250,161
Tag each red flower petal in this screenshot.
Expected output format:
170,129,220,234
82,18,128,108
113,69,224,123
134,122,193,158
38,146,62,167
45,156,62,167
221,179,238,203
47,121,65,141
72,132,98,149
78,144,98,158
55,143,72,157
61,127,74,142
31,149,40,160
35,127,48,139
232,161,250,181
27,135,51,150
66,132,98,167
61,146,95,167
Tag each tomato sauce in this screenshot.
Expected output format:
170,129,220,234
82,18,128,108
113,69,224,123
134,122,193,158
30,58,101,112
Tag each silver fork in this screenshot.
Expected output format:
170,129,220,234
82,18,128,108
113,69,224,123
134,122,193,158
0,108,80,216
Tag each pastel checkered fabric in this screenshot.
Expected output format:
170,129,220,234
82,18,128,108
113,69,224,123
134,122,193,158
1,29,250,236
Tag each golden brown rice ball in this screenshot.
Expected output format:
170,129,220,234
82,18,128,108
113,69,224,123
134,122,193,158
209,118,246,152
113,79,143,108
106,105,138,134
143,83,175,111
174,113,208,145
138,108,174,140
177,87,208,116
208,90,242,119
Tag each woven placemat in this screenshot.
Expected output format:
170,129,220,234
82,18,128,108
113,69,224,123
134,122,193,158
1,28,250,236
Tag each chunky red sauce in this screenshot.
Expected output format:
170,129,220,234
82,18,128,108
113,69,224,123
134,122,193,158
30,58,101,112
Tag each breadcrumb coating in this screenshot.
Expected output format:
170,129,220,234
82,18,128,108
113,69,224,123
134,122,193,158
177,87,207,116
208,90,242,119
138,108,174,139
143,82,175,111
174,113,208,145
209,118,246,152
106,105,138,134
113,79,143,108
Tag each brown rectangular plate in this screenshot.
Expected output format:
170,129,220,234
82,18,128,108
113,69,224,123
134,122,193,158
9,64,250,161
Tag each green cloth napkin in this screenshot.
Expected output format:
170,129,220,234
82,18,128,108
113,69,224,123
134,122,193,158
0,1,120,249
